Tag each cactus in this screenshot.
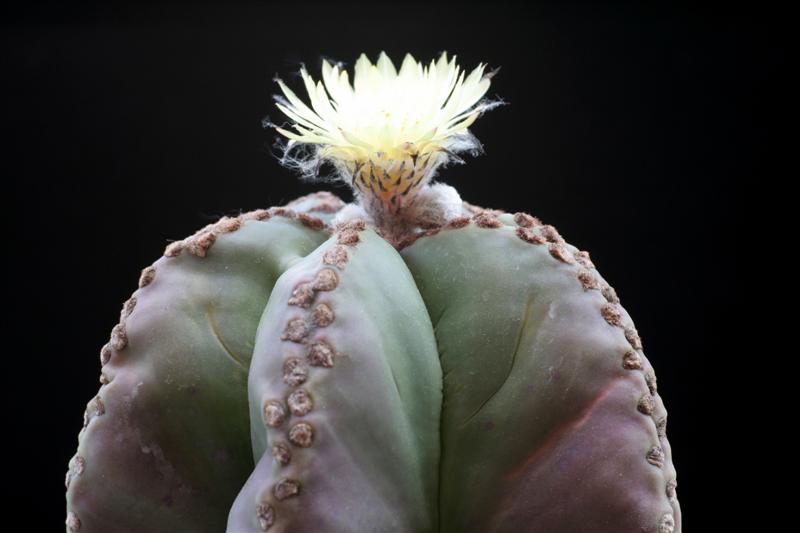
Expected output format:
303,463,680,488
66,52,680,532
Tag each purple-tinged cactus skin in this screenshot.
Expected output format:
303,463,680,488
66,52,680,532
65,206,335,532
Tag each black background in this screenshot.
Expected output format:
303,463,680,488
7,1,758,529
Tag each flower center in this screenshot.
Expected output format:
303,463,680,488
348,144,442,212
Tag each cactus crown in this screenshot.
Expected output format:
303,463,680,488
270,51,501,216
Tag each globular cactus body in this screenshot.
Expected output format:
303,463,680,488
66,51,680,532
67,195,679,532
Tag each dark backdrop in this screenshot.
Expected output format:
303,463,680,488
7,2,757,529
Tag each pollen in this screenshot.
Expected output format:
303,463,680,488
272,51,500,213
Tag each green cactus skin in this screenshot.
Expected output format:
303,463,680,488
227,223,441,532
401,213,680,533
66,192,680,533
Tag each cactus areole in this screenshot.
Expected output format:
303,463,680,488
65,52,680,533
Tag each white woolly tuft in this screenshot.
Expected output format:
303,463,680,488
402,182,464,228
332,203,371,227
425,183,464,220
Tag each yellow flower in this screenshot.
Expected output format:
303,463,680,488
272,51,500,212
